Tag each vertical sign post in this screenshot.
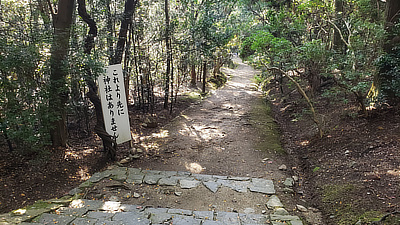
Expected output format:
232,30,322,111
98,64,131,144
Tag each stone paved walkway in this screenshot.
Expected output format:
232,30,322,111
1,167,303,225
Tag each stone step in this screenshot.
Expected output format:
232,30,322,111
7,199,302,225
0,167,303,225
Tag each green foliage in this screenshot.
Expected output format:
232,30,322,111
209,73,227,88
240,37,255,60
0,1,54,154
376,47,400,103
329,17,384,110
0,42,52,153
241,30,293,69
297,40,329,67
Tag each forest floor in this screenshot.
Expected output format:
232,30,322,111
269,77,400,224
0,57,399,224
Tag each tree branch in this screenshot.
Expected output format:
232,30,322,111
112,0,139,65
46,0,55,23
325,19,350,47
77,0,97,54
268,66,324,138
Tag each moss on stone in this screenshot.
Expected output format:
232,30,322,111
250,98,285,155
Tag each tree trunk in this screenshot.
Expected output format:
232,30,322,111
170,49,174,113
164,0,171,109
105,0,114,61
77,0,117,160
370,0,400,103
190,64,196,86
202,61,207,93
112,0,138,108
112,0,138,64
49,0,75,147
333,0,345,53
384,0,400,53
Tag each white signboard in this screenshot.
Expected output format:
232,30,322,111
98,64,131,144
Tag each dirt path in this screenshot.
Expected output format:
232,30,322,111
134,57,286,179
113,57,309,215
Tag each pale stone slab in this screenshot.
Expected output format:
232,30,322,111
143,174,163,184
56,206,88,217
158,177,179,186
171,215,201,225
270,214,301,221
239,213,268,224
160,170,178,177
266,195,283,209
192,174,215,182
127,168,142,175
144,207,169,215
202,221,224,225
87,171,112,183
179,179,201,189
126,174,144,184
70,217,98,225
290,220,304,225
203,181,221,193
215,212,240,225
86,211,114,220
248,178,275,194
37,213,75,225
283,178,294,187
228,176,251,181
167,208,193,216
149,212,173,224
193,210,214,220
112,211,150,225
109,167,128,181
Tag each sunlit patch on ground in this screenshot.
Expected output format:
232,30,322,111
68,165,90,180
387,169,400,176
300,140,310,146
77,166,90,180
64,146,97,160
185,162,204,173
137,129,169,154
178,123,225,141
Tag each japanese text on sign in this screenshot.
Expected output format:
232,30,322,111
98,64,131,144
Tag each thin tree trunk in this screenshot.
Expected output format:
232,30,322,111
269,67,323,138
124,22,133,104
190,64,196,86
111,0,138,109
202,61,207,93
170,49,174,113
111,0,138,64
0,122,13,152
164,0,171,109
105,0,114,61
333,0,345,53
